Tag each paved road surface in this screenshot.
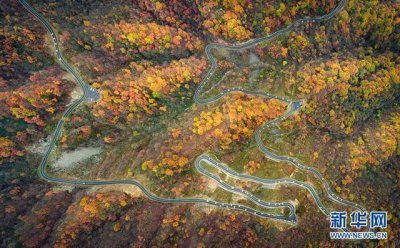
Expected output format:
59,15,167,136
21,0,363,227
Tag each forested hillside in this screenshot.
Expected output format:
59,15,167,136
1,0,399,247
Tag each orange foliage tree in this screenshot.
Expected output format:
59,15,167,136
103,21,203,55
193,94,287,149
93,56,207,123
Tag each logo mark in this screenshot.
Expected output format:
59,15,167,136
350,211,368,229
370,211,387,229
330,211,347,229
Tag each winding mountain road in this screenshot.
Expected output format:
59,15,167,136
21,0,364,226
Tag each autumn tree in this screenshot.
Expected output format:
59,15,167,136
193,94,286,150
93,56,206,124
